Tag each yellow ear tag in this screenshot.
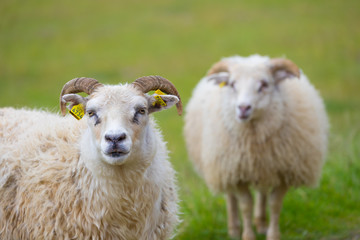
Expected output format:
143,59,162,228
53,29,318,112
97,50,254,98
154,89,165,95
153,89,167,107
219,82,226,88
69,104,85,120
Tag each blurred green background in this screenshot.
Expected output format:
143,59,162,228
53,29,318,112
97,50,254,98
1,0,359,239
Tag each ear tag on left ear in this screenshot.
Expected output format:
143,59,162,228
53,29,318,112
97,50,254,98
153,89,167,107
69,104,85,120
154,89,165,95
219,82,226,88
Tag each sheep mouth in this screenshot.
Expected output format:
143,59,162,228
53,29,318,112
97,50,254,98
104,150,130,158
237,114,251,122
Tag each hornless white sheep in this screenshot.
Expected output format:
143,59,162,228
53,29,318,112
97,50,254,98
184,55,329,240
0,76,182,240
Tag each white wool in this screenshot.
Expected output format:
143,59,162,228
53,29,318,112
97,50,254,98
222,54,270,66
185,55,329,192
184,55,329,239
0,82,179,239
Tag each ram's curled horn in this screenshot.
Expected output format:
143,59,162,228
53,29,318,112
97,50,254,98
207,61,229,76
270,58,300,79
132,75,183,116
60,77,104,116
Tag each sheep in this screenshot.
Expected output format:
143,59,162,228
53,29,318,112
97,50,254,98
184,55,329,240
0,76,182,240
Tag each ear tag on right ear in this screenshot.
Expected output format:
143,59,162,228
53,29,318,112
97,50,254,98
153,89,167,107
219,82,226,88
69,104,85,120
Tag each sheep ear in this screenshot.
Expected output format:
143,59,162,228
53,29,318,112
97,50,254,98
207,72,230,86
270,58,300,84
62,94,88,111
147,94,179,114
207,61,230,87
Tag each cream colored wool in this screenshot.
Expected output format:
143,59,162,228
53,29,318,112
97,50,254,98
184,55,329,240
0,85,179,239
185,55,328,192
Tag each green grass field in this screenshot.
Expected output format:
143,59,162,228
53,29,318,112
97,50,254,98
1,0,359,239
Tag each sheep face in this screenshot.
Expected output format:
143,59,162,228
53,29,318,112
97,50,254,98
63,85,179,165
208,57,300,123
226,66,275,122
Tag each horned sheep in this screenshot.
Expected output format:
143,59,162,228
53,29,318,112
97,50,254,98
184,55,329,240
0,76,182,239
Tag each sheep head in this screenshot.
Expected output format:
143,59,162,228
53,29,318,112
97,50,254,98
207,56,300,122
60,76,182,165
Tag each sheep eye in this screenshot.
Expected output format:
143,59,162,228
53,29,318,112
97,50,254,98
133,107,146,124
258,80,269,92
138,108,146,115
87,111,96,117
87,110,101,125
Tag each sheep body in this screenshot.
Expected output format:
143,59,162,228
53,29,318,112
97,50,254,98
185,55,327,192
0,81,179,239
184,55,328,239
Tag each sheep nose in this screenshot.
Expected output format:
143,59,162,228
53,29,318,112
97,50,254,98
238,105,252,114
105,133,127,143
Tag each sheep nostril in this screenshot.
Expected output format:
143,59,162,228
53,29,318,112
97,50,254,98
105,133,127,143
117,133,127,141
238,105,252,113
105,135,111,142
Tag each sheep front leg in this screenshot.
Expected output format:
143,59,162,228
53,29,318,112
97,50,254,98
226,193,240,238
254,191,268,234
238,184,255,240
267,185,287,240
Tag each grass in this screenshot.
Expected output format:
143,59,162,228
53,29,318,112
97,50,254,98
1,0,359,239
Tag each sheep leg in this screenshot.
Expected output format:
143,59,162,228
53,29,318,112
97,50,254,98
226,193,240,238
254,191,268,234
238,184,255,240
267,185,287,240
